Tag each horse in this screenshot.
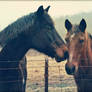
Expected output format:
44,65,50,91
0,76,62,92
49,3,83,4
0,5,68,92
65,19,92,92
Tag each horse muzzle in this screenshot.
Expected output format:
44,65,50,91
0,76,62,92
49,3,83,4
55,51,69,62
65,63,76,75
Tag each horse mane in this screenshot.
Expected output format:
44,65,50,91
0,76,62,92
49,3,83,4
88,33,92,50
88,33,92,40
0,12,36,47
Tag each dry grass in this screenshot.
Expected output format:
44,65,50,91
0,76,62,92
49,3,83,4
26,54,77,92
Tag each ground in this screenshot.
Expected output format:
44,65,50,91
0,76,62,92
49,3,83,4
26,53,77,92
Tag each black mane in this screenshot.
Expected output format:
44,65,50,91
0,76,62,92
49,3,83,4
0,12,36,47
88,33,92,39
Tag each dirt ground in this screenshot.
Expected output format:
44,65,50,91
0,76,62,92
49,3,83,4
26,54,77,92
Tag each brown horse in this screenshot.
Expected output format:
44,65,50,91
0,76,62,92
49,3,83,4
65,19,92,92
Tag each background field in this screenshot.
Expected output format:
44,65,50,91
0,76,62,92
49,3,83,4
26,51,77,92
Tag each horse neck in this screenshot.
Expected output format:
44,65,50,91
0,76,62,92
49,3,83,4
87,34,92,65
78,32,92,75
83,31,92,66
0,35,31,61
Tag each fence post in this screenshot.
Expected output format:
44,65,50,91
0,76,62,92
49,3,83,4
45,58,48,92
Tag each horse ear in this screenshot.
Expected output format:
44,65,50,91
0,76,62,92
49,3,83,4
37,5,44,16
65,19,72,32
45,6,50,12
79,19,87,33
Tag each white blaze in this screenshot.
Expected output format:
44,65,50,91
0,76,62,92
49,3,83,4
69,53,73,63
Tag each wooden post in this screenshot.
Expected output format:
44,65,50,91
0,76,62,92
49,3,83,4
45,58,48,92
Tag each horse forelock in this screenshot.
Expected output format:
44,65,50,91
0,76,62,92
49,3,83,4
69,25,80,38
0,12,36,47
73,25,80,33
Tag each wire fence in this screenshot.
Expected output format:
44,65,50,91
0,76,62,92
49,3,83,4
1,56,92,92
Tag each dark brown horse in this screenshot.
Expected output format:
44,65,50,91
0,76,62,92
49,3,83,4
65,19,92,92
0,5,68,92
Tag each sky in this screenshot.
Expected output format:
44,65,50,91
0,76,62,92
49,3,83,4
0,1,92,30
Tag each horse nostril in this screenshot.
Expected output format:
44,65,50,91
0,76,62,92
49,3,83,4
71,65,75,73
65,64,71,74
65,64,75,75
64,51,69,59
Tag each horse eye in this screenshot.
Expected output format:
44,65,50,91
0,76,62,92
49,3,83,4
47,24,54,30
79,39,84,43
46,25,51,30
65,37,70,43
